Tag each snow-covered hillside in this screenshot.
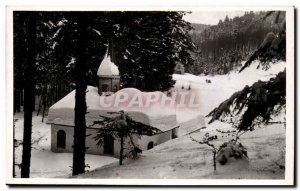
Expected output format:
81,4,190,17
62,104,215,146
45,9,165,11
173,61,285,115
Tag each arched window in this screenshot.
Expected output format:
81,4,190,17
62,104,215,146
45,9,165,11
102,84,109,92
112,84,118,92
147,141,154,150
57,130,66,149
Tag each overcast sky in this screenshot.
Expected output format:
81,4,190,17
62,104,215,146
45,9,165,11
183,11,245,25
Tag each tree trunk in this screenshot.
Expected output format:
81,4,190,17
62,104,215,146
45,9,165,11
72,14,88,176
41,86,47,122
20,89,24,109
213,150,216,171
14,88,21,114
32,94,36,111
36,93,43,116
42,97,46,123
21,12,36,178
119,135,124,165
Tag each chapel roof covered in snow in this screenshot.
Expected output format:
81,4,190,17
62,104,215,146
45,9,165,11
97,52,119,77
47,87,178,132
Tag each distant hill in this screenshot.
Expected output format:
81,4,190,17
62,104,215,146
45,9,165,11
190,23,210,34
187,11,285,75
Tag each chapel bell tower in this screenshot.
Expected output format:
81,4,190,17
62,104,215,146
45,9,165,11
97,50,120,96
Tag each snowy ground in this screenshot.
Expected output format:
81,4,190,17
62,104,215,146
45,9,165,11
78,123,285,179
78,61,286,179
13,113,118,178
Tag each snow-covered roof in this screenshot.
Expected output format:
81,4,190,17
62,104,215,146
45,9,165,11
47,87,178,132
97,52,119,77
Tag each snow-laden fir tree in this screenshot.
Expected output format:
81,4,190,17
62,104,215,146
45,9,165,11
207,11,286,131
108,11,194,91
93,111,160,165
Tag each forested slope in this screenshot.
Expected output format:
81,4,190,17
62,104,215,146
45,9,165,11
188,11,285,75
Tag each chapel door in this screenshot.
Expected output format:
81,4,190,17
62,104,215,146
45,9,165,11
103,135,114,155
57,130,66,149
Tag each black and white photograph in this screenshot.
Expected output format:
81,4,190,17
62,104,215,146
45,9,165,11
5,6,294,186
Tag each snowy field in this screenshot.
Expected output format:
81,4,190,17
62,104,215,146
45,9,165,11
13,61,286,179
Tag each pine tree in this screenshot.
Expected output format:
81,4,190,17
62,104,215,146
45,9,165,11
14,11,110,177
31,12,113,175
207,11,286,131
109,11,194,91
13,12,28,114
68,13,88,176
34,12,109,114
207,70,286,131
62,12,109,176
20,11,37,178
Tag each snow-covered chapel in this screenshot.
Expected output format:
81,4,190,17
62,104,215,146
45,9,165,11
47,51,180,158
